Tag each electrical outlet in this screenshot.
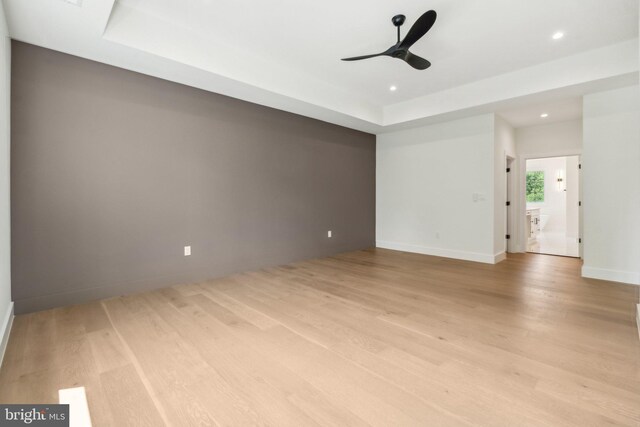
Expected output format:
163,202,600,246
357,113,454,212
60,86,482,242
327,230,332,238
435,232,440,239
184,246,191,256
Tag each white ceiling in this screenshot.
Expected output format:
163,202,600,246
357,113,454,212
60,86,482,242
498,97,583,129
2,0,639,133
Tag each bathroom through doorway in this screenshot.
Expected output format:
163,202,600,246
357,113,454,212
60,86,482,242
525,155,581,257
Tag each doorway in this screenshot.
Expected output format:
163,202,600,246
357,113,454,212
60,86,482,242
525,155,580,257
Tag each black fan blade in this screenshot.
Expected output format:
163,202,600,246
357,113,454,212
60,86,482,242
341,53,387,61
402,51,431,70
399,10,437,50
342,45,397,62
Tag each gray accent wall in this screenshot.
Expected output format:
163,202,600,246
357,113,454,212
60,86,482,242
11,42,375,314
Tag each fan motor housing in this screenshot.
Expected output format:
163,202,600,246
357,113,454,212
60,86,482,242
392,15,406,27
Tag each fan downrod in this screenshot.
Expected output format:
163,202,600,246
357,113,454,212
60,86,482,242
391,14,406,27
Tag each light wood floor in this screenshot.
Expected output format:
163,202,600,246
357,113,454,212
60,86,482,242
1,249,639,426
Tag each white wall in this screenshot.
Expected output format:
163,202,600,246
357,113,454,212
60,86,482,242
526,157,568,233
516,119,583,157
377,114,500,264
0,1,12,362
565,155,580,239
494,116,516,256
582,85,640,285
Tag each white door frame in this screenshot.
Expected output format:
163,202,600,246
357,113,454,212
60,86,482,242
505,155,517,253
517,150,583,255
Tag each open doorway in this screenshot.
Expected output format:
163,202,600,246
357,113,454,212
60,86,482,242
525,155,580,257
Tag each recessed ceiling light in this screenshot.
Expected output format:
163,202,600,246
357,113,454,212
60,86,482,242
552,32,564,40
62,0,83,5
389,85,397,92
540,113,549,118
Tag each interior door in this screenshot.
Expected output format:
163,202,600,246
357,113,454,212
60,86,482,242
578,156,583,259
505,157,515,253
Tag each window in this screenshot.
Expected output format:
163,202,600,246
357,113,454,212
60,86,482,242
526,171,544,202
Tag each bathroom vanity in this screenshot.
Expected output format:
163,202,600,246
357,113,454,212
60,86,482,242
527,208,541,242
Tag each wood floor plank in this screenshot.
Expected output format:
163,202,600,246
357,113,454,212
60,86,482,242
1,249,639,426
100,364,167,427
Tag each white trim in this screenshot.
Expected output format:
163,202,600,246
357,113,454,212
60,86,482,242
376,241,498,264
519,149,583,160
505,155,518,254
59,386,93,427
494,252,507,263
0,301,14,369
581,266,640,285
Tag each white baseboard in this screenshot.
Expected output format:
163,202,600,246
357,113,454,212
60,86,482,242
376,241,498,264
0,301,14,369
581,266,640,286
494,252,507,263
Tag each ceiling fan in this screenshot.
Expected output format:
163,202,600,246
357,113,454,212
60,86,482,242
341,10,437,70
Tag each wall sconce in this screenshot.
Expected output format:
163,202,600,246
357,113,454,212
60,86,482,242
556,169,564,191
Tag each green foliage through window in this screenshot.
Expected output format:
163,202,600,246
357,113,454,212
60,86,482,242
526,171,544,202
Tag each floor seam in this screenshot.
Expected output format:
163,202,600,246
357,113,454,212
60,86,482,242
100,300,175,427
